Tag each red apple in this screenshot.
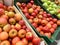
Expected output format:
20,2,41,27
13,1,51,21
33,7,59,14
32,23,38,28
22,38,28,45
26,32,33,41
12,37,20,45
0,8,4,15
44,33,51,38
3,24,11,32
19,20,25,26
14,14,22,21
1,15,8,20
0,32,8,40
50,28,55,33
18,29,26,38
29,8,33,13
0,28,2,33
9,18,16,25
57,20,60,25
28,42,33,45
41,20,48,25
30,0,34,4
52,24,57,29
53,18,57,22
15,23,21,30
16,41,24,45
32,37,40,45
0,40,10,45
46,23,52,28
33,18,39,24
0,17,7,27
9,29,17,38
7,6,14,11
0,3,4,8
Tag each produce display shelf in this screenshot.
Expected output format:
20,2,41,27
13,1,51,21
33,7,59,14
14,0,60,44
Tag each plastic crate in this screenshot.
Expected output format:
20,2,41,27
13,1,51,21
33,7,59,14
14,0,60,44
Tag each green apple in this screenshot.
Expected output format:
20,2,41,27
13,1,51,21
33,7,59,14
57,14,60,18
50,11,55,14
43,3,48,8
41,0,48,2
47,1,51,5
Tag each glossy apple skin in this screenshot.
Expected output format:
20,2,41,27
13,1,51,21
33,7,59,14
26,32,33,41
0,18,7,27
18,29,26,38
32,37,41,45
0,32,8,40
12,37,20,45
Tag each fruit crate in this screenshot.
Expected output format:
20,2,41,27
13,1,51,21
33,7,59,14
14,0,60,44
13,6,47,45
0,2,47,45
37,0,60,19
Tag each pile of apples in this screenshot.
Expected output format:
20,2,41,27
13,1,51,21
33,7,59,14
17,0,60,38
0,3,41,45
49,0,60,5
41,0,60,19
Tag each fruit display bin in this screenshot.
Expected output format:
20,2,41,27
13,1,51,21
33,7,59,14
37,0,60,19
14,0,60,44
13,6,47,45
0,2,47,45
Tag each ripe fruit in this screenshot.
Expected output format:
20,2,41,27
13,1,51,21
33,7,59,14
7,6,14,11
15,23,21,30
29,19,33,23
11,25,15,29
19,20,25,25
0,28,2,33
57,20,60,25
0,3,4,8
41,20,48,25
53,18,57,22
0,18,7,27
0,9,4,15
0,32,8,40
7,11,14,17
0,40,10,45
14,14,22,21
29,8,33,13
22,38,28,45
46,23,52,28
9,29,17,38
52,24,57,29
33,18,39,23
26,32,33,41
1,15,8,20
44,33,51,38
9,18,16,25
50,28,55,33
18,29,26,38
12,37,20,45
28,42,33,45
16,41,24,45
3,24,11,32
32,23,38,28
32,37,40,45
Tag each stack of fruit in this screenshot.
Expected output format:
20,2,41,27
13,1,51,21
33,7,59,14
0,3,41,45
49,0,60,5
40,0,60,19
17,0,60,38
